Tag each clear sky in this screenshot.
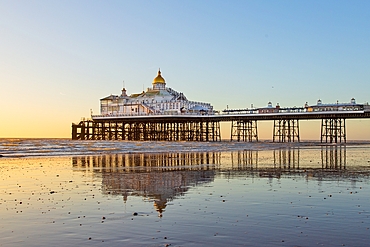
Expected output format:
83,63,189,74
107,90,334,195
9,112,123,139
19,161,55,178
1,0,370,139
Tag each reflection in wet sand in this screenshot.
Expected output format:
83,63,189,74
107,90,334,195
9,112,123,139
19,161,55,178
73,153,219,217
72,146,368,217
321,145,346,169
73,152,221,172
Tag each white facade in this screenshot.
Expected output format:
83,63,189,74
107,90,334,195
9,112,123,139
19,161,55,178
305,98,370,112
99,70,214,116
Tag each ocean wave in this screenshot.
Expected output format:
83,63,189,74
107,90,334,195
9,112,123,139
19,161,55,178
1,138,370,158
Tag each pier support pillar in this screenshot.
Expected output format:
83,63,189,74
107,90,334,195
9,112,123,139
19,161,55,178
320,118,346,143
71,123,78,140
230,120,258,142
273,119,300,142
209,121,221,141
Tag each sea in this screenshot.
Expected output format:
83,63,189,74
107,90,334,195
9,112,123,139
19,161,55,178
0,138,369,246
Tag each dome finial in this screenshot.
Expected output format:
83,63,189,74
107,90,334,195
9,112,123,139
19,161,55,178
152,68,166,87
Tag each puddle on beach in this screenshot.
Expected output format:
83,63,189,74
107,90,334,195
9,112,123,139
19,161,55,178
0,145,370,246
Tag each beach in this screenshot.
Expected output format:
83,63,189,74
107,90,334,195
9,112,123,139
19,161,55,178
0,139,370,246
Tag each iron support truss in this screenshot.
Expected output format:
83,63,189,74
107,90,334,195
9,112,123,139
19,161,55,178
320,118,346,143
72,120,221,141
230,120,258,142
273,119,300,142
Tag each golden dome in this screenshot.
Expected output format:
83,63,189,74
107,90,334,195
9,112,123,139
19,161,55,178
152,69,166,84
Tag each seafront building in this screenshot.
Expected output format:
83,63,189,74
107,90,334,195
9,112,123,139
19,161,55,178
98,69,214,116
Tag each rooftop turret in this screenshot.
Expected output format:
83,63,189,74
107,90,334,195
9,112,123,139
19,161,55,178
152,69,166,90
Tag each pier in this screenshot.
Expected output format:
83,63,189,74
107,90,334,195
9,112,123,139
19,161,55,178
71,69,370,143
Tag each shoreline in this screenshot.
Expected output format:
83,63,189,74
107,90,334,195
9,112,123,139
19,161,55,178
1,139,370,159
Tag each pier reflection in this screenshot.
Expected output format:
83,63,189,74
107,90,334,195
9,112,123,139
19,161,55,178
226,148,301,178
72,153,219,217
72,145,360,216
321,145,346,169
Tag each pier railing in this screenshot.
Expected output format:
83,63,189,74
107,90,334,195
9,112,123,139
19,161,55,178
91,111,214,118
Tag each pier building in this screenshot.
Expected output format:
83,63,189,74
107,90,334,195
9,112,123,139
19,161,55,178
99,69,213,116
305,98,366,112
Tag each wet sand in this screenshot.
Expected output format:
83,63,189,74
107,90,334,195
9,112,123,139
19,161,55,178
0,145,370,246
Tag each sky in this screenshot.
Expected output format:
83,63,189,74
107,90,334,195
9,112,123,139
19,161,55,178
1,0,370,139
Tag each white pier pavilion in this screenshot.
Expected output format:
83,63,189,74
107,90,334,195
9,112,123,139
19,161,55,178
99,69,214,116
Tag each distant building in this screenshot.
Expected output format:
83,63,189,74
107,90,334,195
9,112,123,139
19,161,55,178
258,101,280,113
99,69,214,116
305,98,370,112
